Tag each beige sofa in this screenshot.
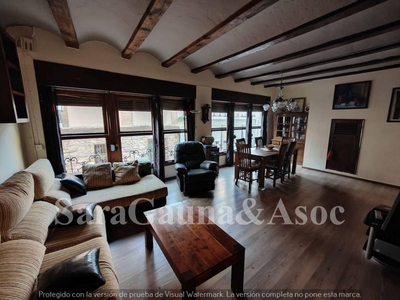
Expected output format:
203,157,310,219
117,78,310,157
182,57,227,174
0,159,168,299
31,159,168,210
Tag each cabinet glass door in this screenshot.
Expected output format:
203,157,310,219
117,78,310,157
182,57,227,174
277,116,290,137
291,116,307,140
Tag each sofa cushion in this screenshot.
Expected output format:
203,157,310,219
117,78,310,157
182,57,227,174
184,169,216,184
32,248,105,300
43,178,72,208
184,160,201,169
82,163,113,190
113,162,141,185
41,237,119,300
60,174,87,195
45,206,106,253
0,171,34,234
25,159,55,200
2,201,58,244
50,202,97,227
71,174,168,208
0,239,46,300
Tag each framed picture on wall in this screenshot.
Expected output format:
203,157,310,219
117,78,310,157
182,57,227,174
387,87,400,122
292,97,305,112
332,81,371,109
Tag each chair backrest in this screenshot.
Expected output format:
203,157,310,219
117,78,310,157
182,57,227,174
382,190,400,232
236,143,252,169
285,140,297,159
236,138,246,144
281,137,291,145
276,142,289,169
254,137,263,148
174,141,206,168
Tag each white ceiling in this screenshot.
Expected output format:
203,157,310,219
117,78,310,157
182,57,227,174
1,0,399,88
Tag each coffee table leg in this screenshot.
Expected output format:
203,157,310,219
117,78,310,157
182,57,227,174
182,279,196,300
231,249,245,294
145,226,153,250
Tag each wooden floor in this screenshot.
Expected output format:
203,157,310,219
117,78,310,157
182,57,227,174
107,166,400,300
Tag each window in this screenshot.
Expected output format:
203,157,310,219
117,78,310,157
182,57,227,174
234,104,248,146
117,94,154,163
56,89,192,173
211,101,227,152
163,99,187,161
56,90,108,173
251,107,263,147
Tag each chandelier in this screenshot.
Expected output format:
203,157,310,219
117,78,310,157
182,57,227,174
263,73,298,113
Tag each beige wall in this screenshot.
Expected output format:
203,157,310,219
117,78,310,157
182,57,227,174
0,124,26,183
280,69,400,186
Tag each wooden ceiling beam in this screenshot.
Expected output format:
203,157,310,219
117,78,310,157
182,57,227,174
161,0,279,68
263,63,400,88
191,0,387,74
246,41,400,84
47,0,79,48
256,55,400,85
122,0,174,59
216,20,400,79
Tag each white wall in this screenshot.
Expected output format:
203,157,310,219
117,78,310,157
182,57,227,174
0,124,26,183
280,69,400,186
194,86,212,140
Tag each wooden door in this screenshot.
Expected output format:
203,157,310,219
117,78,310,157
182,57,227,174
326,119,364,174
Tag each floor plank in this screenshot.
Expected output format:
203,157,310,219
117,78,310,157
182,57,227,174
108,166,400,299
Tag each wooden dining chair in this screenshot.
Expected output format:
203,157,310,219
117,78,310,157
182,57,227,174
265,142,289,187
254,136,263,148
281,136,291,145
283,140,297,180
236,138,246,144
235,143,260,192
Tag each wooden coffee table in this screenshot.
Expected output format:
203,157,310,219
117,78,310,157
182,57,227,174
144,202,245,299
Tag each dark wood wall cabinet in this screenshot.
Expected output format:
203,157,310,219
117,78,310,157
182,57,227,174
271,112,308,165
0,28,29,123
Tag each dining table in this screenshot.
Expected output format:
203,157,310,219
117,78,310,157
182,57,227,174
234,147,279,188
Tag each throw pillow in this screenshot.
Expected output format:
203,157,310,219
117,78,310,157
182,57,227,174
113,162,141,185
82,163,113,190
60,174,87,195
137,158,152,177
31,248,105,300
50,202,97,227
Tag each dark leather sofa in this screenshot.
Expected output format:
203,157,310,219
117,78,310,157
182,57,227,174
174,141,218,195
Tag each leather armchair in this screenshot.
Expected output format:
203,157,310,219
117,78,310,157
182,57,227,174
174,141,218,195
363,191,400,267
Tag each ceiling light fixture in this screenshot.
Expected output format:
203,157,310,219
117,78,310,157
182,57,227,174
263,103,270,111
264,72,298,113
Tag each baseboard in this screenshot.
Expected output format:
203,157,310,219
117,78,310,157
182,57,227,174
302,166,400,188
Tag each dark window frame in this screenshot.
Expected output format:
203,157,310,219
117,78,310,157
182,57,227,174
116,93,154,163
56,89,109,173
